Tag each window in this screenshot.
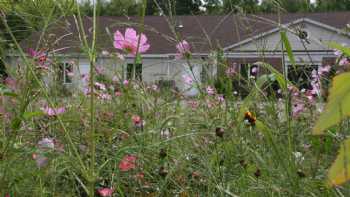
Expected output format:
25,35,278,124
127,63,142,81
287,64,318,90
59,62,73,84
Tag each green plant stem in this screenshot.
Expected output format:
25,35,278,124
88,1,97,196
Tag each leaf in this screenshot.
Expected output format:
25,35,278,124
328,42,350,57
23,111,44,119
313,72,350,134
327,138,350,187
255,62,291,92
280,31,296,67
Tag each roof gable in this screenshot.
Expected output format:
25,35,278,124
224,18,350,52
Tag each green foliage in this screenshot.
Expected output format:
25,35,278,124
313,72,350,134
260,0,314,13
327,138,350,186
223,0,259,13
315,0,350,12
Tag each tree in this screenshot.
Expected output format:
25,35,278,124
223,0,259,14
176,0,202,15
203,0,223,14
103,0,139,16
145,0,203,15
315,0,350,11
260,0,313,13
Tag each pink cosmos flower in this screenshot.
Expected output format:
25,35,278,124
41,106,65,116
28,48,50,69
132,115,142,126
151,84,158,91
114,28,150,55
98,93,112,100
176,40,191,59
251,66,259,75
334,49,342,57
119,155,137,172
4,77,17,90
339,58,349,66
318,65,331,76
112,75,119,83
182,74,194,85
95,82,106,91
217,95,225,102
206,86,215,95
95,65,104,75
123,79,129,86
115,91,122,97
97,188,114,197
292,102,305,118
305,90,316,103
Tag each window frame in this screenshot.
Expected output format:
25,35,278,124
60,62,73,84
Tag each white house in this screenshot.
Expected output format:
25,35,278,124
5,12,350,93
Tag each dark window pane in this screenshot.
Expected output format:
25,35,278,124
127,63,142,81
288,65,318,90
65,63,73,83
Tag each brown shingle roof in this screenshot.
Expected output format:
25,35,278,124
20,12,350,55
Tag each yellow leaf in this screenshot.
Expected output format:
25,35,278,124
327,138,350,187
313,72,350,134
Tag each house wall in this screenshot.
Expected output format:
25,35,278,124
71,56,205,93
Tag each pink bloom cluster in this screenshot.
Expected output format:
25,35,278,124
114,28,150,55
176,40,191,59
97,188,114,197
41,106,66,116
206,86,215,95
119,154,137,172
182,74,194,85
4,77,17,90
131,115,144,127
28,48,50,70
334,45,350,66
290,65,331,118
81,74,113,101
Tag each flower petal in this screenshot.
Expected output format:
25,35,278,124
139,43,150,53
124,28,138,43
139,33,148,45
114,31,124,49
